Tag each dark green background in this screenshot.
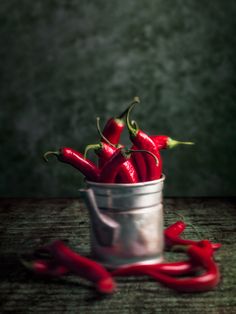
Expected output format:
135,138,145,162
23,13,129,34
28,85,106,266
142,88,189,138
1,0,236,197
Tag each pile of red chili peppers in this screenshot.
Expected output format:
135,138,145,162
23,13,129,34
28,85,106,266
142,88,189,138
31,98,222,294
43,97,194,183
22,221,221,294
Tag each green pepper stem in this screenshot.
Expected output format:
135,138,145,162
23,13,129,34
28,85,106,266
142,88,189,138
127,149,159,165
168,138,195,149
126,97,140,136
96,117,117,148
131,120,139,130
117,96,140,120
43,151,60,162
84,143,101,159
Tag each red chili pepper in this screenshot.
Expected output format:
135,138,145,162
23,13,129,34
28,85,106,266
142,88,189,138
44,147,100,182
85,142,118,168
149,241,220,292
95,117,140,183
85,143,139,184
126,101,162,181
130,145,147,182
46,240,116,294
151,135,194,150
99,148,158,184
164,220,187,248
112,260,198,277
101,117,124,146
113,241,220,292
164,220,187,237
101,98,140,145
99,148,137,184
21,258,69,277
128,121,147,182
164,221,221,251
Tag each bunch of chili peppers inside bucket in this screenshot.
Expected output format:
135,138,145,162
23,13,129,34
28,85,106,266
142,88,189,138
30,97,222,294
43,97,194,183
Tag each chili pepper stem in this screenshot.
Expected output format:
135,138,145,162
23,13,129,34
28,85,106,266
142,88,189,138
131,120,139,130
167,138,195,149
117,96,140,120
127,149,159,165
43,151,60,162
126,100,140,137
84,144,101,159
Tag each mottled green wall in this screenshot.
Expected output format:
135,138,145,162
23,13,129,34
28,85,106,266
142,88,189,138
1,1,236,197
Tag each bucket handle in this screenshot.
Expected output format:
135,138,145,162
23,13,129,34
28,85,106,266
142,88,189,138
79,188,120,247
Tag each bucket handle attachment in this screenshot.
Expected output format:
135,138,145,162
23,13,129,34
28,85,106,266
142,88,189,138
79,188,120,247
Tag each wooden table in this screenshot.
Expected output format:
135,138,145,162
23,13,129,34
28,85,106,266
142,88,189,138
0,198,235,313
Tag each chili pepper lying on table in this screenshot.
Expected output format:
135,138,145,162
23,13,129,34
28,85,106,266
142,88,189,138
112,222,220,281
34,240,116,294
44,147,100,182
162,240,220,292
23,254,197,279
21,222,221,293
126,100,162,181
111,260,198,277
164,220,222,251
113,240,220,292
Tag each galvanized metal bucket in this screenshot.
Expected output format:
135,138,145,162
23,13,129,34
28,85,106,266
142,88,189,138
80,175,165,269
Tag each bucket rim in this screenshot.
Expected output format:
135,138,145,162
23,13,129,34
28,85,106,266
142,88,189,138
86,174,165,188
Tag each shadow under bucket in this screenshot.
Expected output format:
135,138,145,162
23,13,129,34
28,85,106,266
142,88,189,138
80,175,165,269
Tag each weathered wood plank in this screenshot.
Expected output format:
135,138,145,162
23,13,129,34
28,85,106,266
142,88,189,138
0,198,235,313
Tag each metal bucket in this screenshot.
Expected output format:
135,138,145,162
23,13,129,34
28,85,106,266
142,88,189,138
80,175,165,269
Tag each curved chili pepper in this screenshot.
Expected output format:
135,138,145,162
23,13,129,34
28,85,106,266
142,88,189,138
112,260,198,277
99,148,158,183
151,135,194,150
113,241,220,292
101,97,140,145
126,101,162,181
130,145,147,182
85,142,118,169
99,148,137,184
85,142,139,184
148,241,220,292
96,114,140,183
164,221,221,251
46,240,116,294
44,147,100,182
102,117,124,146
128,119,148,181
